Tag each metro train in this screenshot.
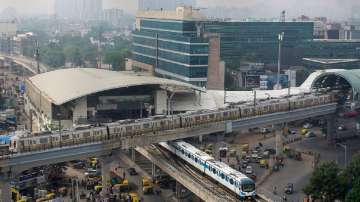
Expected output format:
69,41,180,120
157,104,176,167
159,141,256,199
6,93,335,154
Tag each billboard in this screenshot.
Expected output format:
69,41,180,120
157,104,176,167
260,74,289,90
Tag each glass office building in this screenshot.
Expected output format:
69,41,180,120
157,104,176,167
203,21,314,67
132,18,209,87
132,8,360,88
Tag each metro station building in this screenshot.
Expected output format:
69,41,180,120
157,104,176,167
24,68,203,132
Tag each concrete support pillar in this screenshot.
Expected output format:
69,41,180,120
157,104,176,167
327,115,336,144
131,148,136,162
275,129,283,156
0,177,11,202
151,163,156,178
198,135,203,144
100,157,111,197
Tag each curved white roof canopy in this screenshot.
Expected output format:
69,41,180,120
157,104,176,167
28,68,203,105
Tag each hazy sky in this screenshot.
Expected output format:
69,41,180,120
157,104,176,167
0,0,359,20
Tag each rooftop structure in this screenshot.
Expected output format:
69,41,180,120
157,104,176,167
24,68,202,131
27,68,200,105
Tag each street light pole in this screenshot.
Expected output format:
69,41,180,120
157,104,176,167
337,143,348,166
276,32,284,90
253,89,257,107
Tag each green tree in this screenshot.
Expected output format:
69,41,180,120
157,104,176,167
345,155,360,184
304,161,347,201
104,49,131,71
41,43,65,68
346,179,360,202
64,46,83,67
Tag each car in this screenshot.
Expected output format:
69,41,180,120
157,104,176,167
305,132,316,138
261,128,271,134
288,129,296,135
127,167,138,176
337,125,347,131
284,183,294,194
251,152,258,159
245,166,253,174
262,151,270,158
265,148,276,155
84,168,99,177
303,123,312,129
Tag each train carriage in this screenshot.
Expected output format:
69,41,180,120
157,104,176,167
240,106,255,118
160,141,256,199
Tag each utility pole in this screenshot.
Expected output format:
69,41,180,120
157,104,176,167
253,89,257,107
337,143,348,166
34,40,40,74
275,32,284,90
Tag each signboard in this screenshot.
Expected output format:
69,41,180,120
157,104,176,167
260,74,289,90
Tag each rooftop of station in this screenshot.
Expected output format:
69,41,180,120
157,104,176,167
27,68,204,105
303,58,360,64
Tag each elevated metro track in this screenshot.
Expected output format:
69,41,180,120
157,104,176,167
0,103,337,171
0,54,49,74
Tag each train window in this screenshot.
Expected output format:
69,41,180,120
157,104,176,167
39,138,48,144
126,126,132,131
83,132,90,137
230,178,234,185
62,135,69,140
212,168,216,174
223,112,228,116
143,123,150,129
195,116,200,121
181,149,184,154
220,173,225,179
209,114,215,119
188,153,191,158
195,158,198,163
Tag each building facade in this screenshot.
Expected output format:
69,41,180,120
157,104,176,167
132,7,209,87
102,9,124,26
132,7,360,89
55,0,103,21
138,0,196,11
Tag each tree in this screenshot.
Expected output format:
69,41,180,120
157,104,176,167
104,49,131,71
304,161,347,201
346,179,360,202
64,46,83,67
345,155,360,184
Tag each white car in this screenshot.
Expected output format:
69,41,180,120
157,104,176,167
303,123,312,129
245,166,253,174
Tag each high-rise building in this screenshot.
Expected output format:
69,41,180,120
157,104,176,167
132,7,360,89
133,7,209,87
55,0,103,21
138,0,196,11
102,9,124,26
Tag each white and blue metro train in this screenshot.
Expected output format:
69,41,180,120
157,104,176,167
159,141,256,200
